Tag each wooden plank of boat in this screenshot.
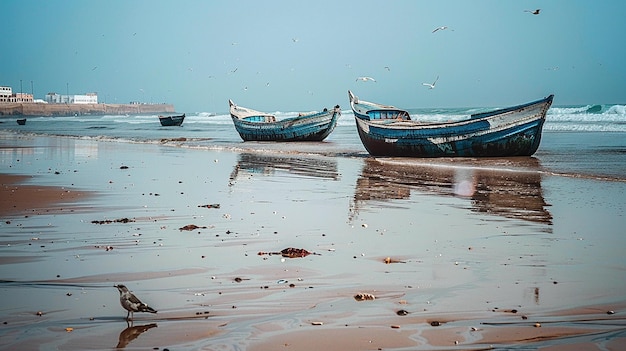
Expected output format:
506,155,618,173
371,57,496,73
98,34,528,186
348,90,554,157
229,100,341,142
159,113,185,126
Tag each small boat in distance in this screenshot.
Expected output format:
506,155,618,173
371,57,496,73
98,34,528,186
348,91,553,157
229,100,341,142
16,118,26,125
158,113,185,126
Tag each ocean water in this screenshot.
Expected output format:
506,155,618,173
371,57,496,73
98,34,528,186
1,103,625,180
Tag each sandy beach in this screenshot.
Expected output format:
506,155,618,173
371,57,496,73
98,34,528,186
1,133,625,350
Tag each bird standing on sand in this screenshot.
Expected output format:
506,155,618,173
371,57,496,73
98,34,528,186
524,9,540,15
356,76,376,82
115,284,157,321
422,75,439,89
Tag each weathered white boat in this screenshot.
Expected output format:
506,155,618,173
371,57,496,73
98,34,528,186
229,100,341,141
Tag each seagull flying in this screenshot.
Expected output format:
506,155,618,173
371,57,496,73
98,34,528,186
432,26,448,33
384,66,391,71
356,76,376,82
115,284,157,321
524,9,540,15
422,75,439,89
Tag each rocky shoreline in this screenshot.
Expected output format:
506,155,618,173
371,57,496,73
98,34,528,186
0,102,175,116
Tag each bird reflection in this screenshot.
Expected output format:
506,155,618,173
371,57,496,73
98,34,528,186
116,323,157,349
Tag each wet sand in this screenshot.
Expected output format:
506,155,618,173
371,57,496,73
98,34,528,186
0,134,625,350
1,174,94,217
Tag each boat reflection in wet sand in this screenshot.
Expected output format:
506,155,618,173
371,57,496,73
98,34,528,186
351,157,552,224
229,152,339,185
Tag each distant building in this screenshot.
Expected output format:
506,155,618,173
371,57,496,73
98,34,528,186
1,84,98,104
45,93,65,104
0,86,33,103
46,92,98,104
73,92,98,104
11,92,34,103
0,86,12,102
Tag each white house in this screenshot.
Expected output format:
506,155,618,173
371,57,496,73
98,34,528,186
46,92,98,104
0,86,12,102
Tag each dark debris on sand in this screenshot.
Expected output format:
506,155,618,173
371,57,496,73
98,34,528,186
179,224,208,231
257,247,320,258
198,204,220,209
91,218,135,224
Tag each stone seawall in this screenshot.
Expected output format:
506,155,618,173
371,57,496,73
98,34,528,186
0,103,176,116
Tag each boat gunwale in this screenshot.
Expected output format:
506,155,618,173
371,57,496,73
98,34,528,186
232,110,335,126
349,92,553,131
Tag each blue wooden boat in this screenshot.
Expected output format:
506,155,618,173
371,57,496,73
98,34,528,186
159,113,185,126
229,100,341,141
348,91,554,157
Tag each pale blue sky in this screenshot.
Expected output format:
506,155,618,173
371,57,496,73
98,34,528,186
1,0,624,113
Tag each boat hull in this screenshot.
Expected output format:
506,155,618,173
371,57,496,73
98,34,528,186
351,93,553,157
159,114,185,126
230,104,341,142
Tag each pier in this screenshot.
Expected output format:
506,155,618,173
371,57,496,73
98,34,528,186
0,102,175,116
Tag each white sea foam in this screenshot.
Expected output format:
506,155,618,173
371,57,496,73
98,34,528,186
545,104,626,132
